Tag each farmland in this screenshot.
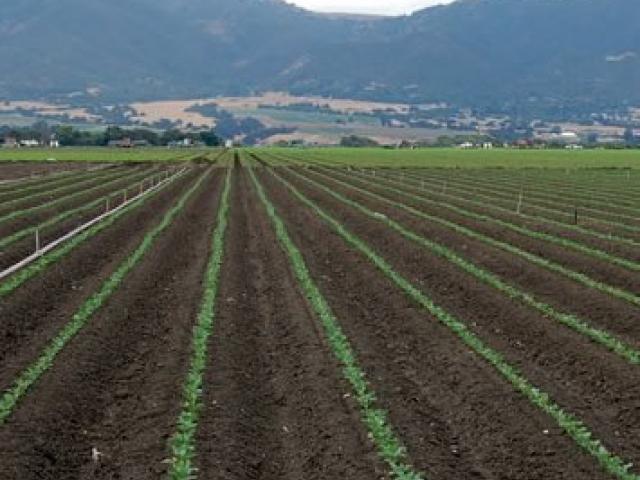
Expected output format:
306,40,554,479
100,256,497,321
0,148,639,479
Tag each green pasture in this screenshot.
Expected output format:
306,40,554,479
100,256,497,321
265,147,640,169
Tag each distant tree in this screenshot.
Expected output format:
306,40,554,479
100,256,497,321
340,135,379,147
586,133,599,145
198,129,222,147
623,127,636,145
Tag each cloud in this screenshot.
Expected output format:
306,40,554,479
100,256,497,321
288,0,453,15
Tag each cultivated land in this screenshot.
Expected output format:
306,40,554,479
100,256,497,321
0,148,639,480
0,149,211,163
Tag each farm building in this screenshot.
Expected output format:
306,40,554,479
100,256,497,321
107,138,149,148
2,136,18,148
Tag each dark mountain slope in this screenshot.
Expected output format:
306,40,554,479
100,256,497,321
1,0,638,111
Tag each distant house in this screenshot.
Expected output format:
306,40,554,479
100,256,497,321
108,137,133,148
167,138,196,148
2,136,18,148
458,142,474,149
559,131,579,143
482,142,493,149
49,136,60,148
20,139,40,148
225,139,234,149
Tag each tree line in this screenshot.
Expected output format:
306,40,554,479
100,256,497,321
0,122,222,147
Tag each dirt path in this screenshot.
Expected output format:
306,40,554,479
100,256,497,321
194,165,386,480
256,167,612,480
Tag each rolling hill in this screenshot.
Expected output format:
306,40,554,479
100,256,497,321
1,0,639,113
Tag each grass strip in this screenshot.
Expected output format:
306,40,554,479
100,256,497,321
321,167,640,307
168,167,232,480
265,165,640,480
0,169,209,425
0,169,187,299
248,164,424,480
0,167,160,250
0,167,140,226
287,167,640,365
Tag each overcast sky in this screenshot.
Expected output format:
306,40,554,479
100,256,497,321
288,0,454,15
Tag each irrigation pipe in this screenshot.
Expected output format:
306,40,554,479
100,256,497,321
0,168,188,281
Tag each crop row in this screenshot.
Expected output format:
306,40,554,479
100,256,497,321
268,148,640,209
247,162,424,480
0,168,209,425
428,168,640,205
258,150,640,247
0,166,153,227
0,166,131,213
0,167,101,202
0,167,86,191
347,170,640,271
384,170,640,235
168,167,232,479
371,168,640,250
259,160,639,480
316,166,640,307
0,167,164,251
0,168,188,298
283,166,640,365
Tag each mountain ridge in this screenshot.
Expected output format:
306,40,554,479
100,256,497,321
1,0,639,116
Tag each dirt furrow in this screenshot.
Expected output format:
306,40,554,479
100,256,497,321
0,165,151,241
278,166,640,470
194,166,386,480
312,168,640,342
256,166,611,480
380,171,640,262
0,162,92,182
0,168,222,479
0,167,165,270
0,168,201,392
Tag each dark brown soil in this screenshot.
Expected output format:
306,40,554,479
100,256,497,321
0,162,93,182
0,166,134,216
276,166,640,469
0,167,220,479
0,168,201,392
0,170,95,203
313,167,640,344
381,170,640,245
194,166,386,480
256,166,612,480
384,169,640,262
1,160,637,480
0,166,164,270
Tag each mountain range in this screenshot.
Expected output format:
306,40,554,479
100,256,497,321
1,0,639,114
